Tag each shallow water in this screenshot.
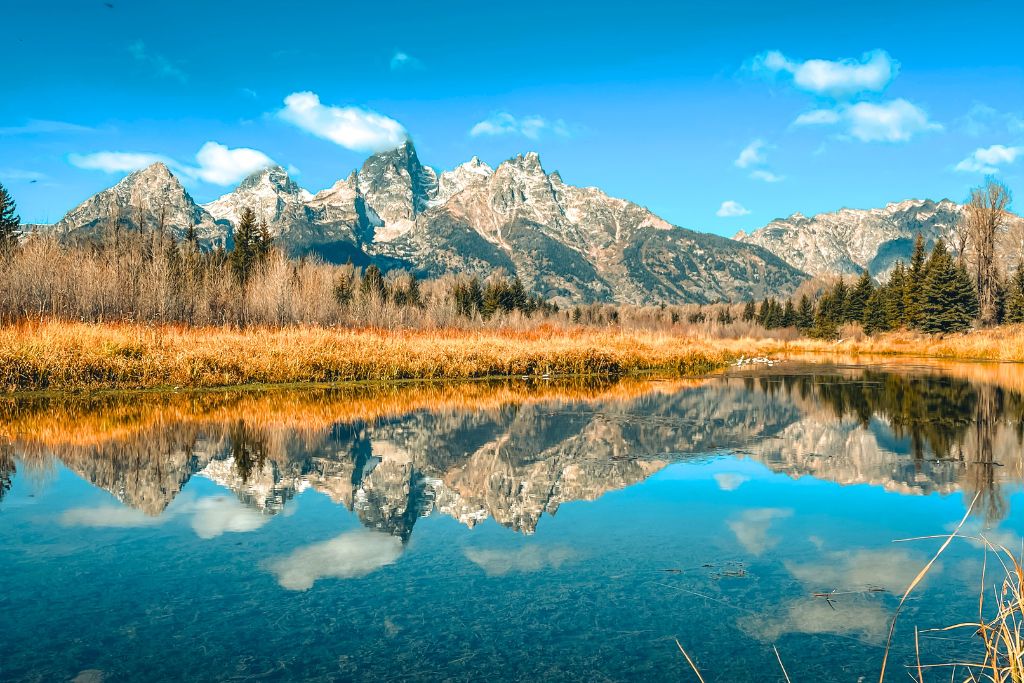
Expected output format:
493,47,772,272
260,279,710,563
1,361,1022,682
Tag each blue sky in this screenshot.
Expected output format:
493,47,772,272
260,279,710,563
2,0,1022,235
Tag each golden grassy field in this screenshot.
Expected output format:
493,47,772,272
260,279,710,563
0,321,738,391
5,321,1024,392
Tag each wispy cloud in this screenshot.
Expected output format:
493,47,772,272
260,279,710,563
735,139,767,168
128,40,187,83
390,50,424,72
713,472,750,491
267,530,402,591
955,144,1024,174
278,91,408,153
794,99,941,143
717,200,751,217
728,507,791,555
69,151,172,173
0,168,48,182
70,141,275,185
0,119,94,136
958,103,1024,137
735,139,785,182
750,170,784,183
751,49,898,99
469,112,572,140
464,546,576,576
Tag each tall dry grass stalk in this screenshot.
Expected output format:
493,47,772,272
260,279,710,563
0,321,737,391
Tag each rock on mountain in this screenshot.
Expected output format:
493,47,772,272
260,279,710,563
367,148,805,304
48,143,807,304
53,162,225,245
735,199,1023,279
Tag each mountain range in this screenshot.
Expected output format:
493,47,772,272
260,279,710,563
737,198,1024,278
41,140,1024,302
44,141,805,304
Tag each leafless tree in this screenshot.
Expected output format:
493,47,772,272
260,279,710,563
962,179,1012,326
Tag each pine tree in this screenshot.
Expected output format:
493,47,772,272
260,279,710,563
883,262,907,328
756,298,770,327
863,289,890,335
905,233,927,329
1004,261,1024,324
921,239,978,333
229,207,259,285
782,299,796,327
796,294,815,331
0,182,21,253
846,270,874,323
741,300,756,322
256,218,273,261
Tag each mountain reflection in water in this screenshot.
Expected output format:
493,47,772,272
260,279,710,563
2,361,1022,535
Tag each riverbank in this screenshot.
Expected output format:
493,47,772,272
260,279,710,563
4,321,1024,392
0,321,735,392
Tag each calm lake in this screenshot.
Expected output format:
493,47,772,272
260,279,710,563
1,361,1022,682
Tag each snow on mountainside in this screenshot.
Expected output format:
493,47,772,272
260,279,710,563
44,142,806,304
736,199,1024,278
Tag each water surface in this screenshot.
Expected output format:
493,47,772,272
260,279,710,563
2,362,1022,682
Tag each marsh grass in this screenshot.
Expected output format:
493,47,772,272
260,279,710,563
0,320,737,391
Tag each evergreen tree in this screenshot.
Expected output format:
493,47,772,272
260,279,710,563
741,300,756,322
755,298,770,326
862,289,890,335
229,207,259,285
883,262,907,328
921,239,978,333
846,270,874,323
796,294,815,331
256,219,273,261
1005,261,1024,324
716,306,734,325
782,299,796,327
0,182,21,253
905,233,927,329
992,271,1007,325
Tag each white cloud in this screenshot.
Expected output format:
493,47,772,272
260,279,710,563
128,40,187,83
268,530,403,590
713,472,750,491
278,91,408,153
60,505,165,528
177,496,269,539
752,49,898,99
750,170,784,183
955,144,1024,174
728,507,792,555
717,200,751,217
390,51,424,71
469,112,572,140
794,99,941,142
0,168,47,182
190,141,274,184
69,142,275,185
69,151,173,173
464,546,576,576
0,119,95,136
793,109,842,126
735,139,767,168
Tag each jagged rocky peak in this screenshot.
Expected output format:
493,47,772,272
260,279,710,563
735,198,974,278
53,161,225,244
433,156,494,205
203,165,314,231
357,139,438,224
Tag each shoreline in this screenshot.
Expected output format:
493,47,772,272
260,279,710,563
4,320,1024,393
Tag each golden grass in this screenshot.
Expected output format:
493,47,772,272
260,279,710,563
0,320,737,392
6,320,1024,393
777,326,1024,363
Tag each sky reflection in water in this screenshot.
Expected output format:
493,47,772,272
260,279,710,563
1,362,1022,682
